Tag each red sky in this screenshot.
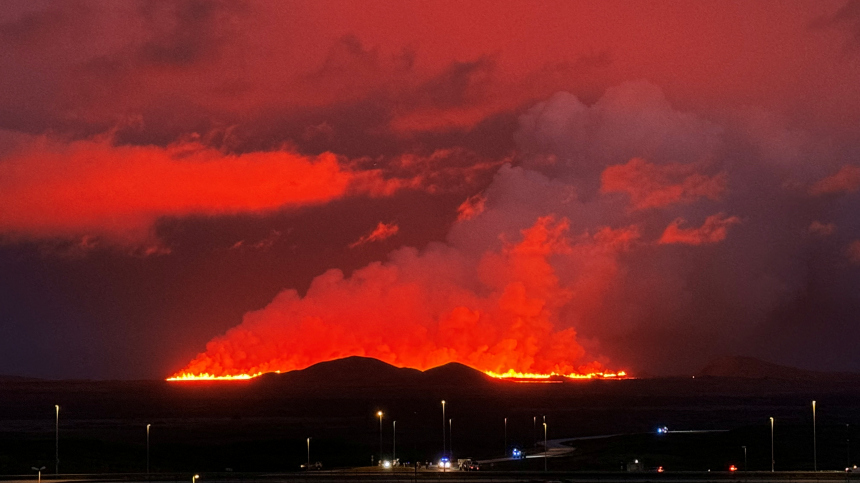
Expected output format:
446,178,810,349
2,0,860,379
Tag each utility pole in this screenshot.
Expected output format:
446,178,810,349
812,401,817,472
543,422,548,472
441,400,446,473
770,417,775,472
449,418,452,458
146,424,151,475
55,405,59,475
377,411,383,463
504,417,507,457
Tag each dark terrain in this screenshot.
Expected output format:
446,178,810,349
0,356,858,475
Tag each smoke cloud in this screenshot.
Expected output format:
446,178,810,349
180,81,819,377
810,165,860,195
349,222,399,248
658,213,741,246
601,158,726,211
0,136,451,245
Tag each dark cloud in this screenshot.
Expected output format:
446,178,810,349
134,0,247,67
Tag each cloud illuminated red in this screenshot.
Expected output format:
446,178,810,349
601,158,726,210
659,213,740,246
810,165,860,195
349,222,399,248
0,137,412,244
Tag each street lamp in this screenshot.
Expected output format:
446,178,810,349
742,446,747,471
504,417,507,457
543,422,548,472
54,405,59,475
533,416,536,448
770,417,775,472
441,400,446,457
146,424,151,475
192,474,199,483
307,437,310,470
377,411,383,463
441,400,446,472
813,400,817,472
449,418,453,458
31,466,45,483
392,421,396,464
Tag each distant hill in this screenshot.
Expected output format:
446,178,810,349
698,356,859,381
0,374,42,382
255,356,492,391
422,361,494,386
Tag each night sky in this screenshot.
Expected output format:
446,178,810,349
2,1,860,380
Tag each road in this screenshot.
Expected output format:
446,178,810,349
1,471,858,483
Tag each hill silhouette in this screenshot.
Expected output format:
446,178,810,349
422,361,494,386
0,374,41,382
255,356,492,392
698,355,859,381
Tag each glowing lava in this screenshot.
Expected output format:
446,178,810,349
166,367,628,382
166,372,265,381
485,369,628,380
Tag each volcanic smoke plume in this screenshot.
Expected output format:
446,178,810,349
175,81,860,379
176,215,633,377
172,83,723,378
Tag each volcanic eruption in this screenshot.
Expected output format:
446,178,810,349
169,215,631,380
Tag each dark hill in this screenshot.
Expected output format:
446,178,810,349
257,356,422,388
698,355,858,381
0,374,42,382
254,356,493,392
422,361,493,386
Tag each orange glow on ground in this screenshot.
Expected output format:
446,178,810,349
485,369,628,381
166,367,628,382
166,372,265,381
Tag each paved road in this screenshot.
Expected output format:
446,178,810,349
2,471,858,483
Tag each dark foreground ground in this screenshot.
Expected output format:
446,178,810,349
1,358,859,476
1,471,860,483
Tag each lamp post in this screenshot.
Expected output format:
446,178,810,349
307,437,310,470
449,418,453,458
742,446,747,471
192,474,199,483
54,405,59,475
812,400,817,472
533,416,536,447
392,421,396,464
441,400,446,472
146,424,151,475
377,411,383,463
504,417,507,457
543,422,548,472
770,417,775,472
31,466,45,483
